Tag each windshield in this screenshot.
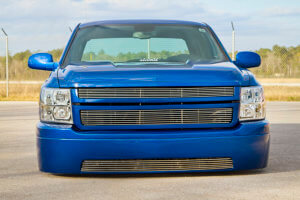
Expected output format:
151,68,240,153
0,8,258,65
63,24,228,67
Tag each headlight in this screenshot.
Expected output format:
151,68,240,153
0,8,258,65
40,88,73,124
239,86,266,121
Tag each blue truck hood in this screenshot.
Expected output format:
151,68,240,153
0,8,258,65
57,62,250,88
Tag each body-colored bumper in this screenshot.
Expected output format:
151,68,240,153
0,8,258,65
37,120,270,174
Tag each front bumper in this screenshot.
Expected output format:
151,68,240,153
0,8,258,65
37,120,270,174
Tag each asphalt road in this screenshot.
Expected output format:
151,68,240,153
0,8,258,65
0,101,299,200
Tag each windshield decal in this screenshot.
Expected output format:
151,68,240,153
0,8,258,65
140,58,159,62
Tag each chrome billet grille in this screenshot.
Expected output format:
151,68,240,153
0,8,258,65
80,108,232,126
81,158,233,172
78,87,234,98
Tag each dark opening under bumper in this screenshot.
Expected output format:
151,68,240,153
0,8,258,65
37,120,270,174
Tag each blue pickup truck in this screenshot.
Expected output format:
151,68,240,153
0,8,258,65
28,20,269,174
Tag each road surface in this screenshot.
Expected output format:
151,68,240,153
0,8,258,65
0,102,299,200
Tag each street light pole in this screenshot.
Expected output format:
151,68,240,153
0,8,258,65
231,21,235,61
1,28,9,97
147,39,150,59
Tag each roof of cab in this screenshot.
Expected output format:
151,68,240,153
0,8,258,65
79,19,207,28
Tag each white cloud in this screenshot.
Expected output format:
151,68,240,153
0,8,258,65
0,0,299,55
264,6,300,17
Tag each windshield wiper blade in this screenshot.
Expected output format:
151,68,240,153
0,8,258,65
69,61,116,66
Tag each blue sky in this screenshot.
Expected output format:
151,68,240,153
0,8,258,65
0,0,300,56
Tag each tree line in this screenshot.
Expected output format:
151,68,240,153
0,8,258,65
251,45,300,77
0,45,299,80
0,49,62,80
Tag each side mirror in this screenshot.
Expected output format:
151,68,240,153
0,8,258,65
234,51,261,68
28,53,58,71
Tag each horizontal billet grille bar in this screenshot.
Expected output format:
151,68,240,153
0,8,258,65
81,158,233,172
80,108,232,126
78,87,234,98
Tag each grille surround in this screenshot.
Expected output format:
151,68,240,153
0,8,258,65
81,158,233,172
80,108,233,126
78,87,234,99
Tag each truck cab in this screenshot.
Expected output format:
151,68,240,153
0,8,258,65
28,20,269,174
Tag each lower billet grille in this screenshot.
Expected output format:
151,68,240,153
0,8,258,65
81,158,233,172
80,108,233,126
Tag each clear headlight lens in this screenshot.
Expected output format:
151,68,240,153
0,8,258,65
239,86,266,121
40,88,73,124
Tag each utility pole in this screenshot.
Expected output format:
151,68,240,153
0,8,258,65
231,21,235,61
147,39,151,59
1,28,9,97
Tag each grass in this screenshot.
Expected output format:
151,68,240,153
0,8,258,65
257,78,300,83
0,84,41,101
263,86,300,101
1,82,300,101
